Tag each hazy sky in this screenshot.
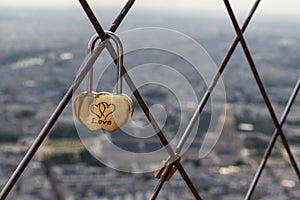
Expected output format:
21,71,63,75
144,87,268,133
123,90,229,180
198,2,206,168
1,0,300,15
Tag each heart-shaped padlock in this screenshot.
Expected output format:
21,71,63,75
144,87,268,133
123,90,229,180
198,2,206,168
74,31,133,132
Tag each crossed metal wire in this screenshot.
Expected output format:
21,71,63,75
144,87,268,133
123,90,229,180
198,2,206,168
0,0,299,199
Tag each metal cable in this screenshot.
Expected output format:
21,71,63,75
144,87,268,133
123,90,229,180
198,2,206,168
245,78,300,199
151,0,262,197
223,0,300,186
79,0,202,199
0,1,136,199
1,1,298,200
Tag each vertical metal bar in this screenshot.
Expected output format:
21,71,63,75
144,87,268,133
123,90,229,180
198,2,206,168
245,78,300,200
223,0,300,182
175,0,261,155
79,1,202,199
87,34,99,93
0,1,136,199
87,67,93,92
105,32,124,94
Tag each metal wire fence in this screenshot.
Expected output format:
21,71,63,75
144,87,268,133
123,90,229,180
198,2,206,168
0,0,299,199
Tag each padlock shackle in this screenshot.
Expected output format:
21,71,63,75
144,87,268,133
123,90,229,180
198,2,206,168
86,31,124,94
106,31,124,94
87,34,100,92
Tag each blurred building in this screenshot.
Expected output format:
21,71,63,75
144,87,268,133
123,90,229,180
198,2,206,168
213,104,243,166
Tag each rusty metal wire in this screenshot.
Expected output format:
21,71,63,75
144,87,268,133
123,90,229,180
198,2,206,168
245,78,300,199
223,0,300,179
0,1,136,199
150,0,262,197
79,1,202,199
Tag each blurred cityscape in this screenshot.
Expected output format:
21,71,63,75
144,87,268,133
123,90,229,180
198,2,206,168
0,5,300,200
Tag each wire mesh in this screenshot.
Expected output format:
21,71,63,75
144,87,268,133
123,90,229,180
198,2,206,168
0,0,299,199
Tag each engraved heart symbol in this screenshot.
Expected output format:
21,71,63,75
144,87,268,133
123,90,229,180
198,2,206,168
74,92,133,132
90,102,116,120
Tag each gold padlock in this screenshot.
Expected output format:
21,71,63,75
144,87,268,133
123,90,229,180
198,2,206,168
166,164,177,181
154,160,167,179
154,160,177,181
74,31,133,132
